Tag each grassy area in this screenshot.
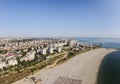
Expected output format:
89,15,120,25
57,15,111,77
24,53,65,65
0,69,31,84
56,48,95,65
0,53,66,84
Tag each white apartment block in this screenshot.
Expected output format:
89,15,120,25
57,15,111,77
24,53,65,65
20,51,35,61
53,43,58,48
8,58,18,66
0,62,7,69
57,47,61,52
57,43,63,47
69,40,77,46
48,47,53,54
27,51,35,61
41,48,47,55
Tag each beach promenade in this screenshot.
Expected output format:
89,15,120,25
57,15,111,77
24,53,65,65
13,48,117,84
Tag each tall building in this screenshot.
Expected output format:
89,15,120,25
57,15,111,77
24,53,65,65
48,47,53,54
57,47,61,52
41,48,47,55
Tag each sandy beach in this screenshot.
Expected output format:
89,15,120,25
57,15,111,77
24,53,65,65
13,48,117,84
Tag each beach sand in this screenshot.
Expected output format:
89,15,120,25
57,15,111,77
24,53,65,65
12,48,117,84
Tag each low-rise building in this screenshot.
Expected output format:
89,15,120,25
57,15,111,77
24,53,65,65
68,40,77,47
41,48,47,55
48,47,53,54
56,47,61,52
27,51,35,61
8,58,17,66
20,56,29,61
20,51,35,61
0,61,7,69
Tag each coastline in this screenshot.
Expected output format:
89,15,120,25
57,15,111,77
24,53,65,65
13,48,117,84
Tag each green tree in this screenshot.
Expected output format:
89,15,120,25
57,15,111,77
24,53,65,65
2,50,7,54
33,53,38,62
16,57,21,64
3,67,8,71
15,67,20,73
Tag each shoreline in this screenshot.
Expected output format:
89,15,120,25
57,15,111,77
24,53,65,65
13,48,117,84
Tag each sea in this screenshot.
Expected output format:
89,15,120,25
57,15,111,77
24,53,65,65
76,38,120,84
76,38,120,49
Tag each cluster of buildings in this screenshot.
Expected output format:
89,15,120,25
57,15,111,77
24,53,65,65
20,51,36,61
37,43,63,55
0,38,69,69
0,58,17,69
0,38,97,69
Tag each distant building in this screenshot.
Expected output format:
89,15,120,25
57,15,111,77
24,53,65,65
8,58,17,66
48,47,53,54
56,47,61,52
20,56,28,61
0,61,7,69
53,43,58,48
63,40,68,46
58,43,63,47
68,40,77,47
27,51,35,61
37,49,41,53
32,47,34,50
41,48,47,55
24,48,28,52
20,51,35,61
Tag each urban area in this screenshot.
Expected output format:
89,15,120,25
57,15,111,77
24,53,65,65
0,38,99,84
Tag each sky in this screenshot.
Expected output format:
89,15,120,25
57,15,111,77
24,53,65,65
0,0,120,38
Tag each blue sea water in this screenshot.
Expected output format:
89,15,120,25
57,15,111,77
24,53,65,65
97,51,120,84
76,38,120,49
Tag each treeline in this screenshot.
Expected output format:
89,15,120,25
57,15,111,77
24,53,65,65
56,47,94,65
10,38,38,42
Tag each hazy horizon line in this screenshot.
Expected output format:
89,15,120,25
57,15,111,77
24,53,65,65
0,36,120,39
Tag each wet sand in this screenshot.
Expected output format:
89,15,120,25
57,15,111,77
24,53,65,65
13,48,117,84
